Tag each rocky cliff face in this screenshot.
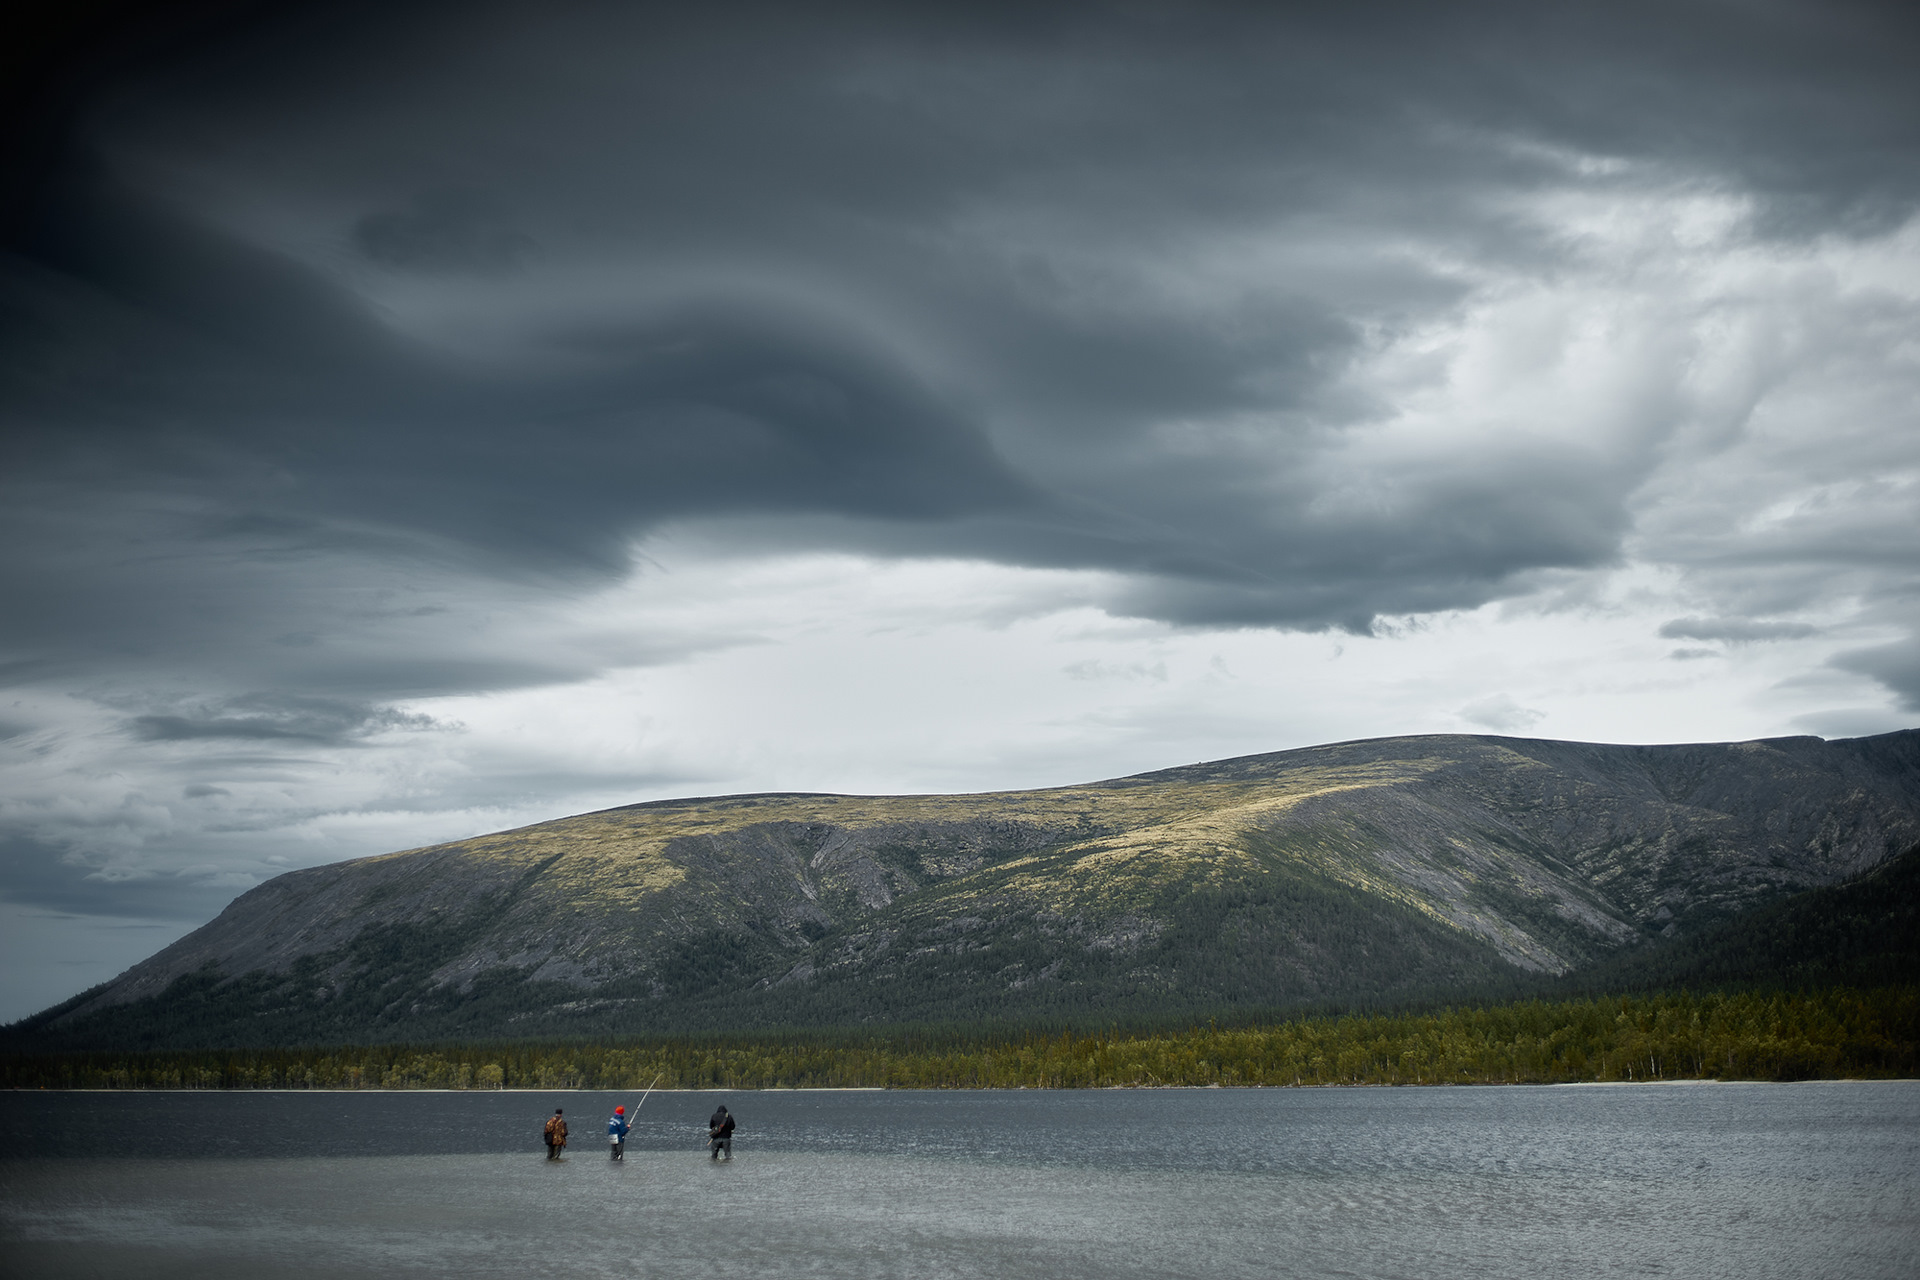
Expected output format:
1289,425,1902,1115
25,730,1920,1046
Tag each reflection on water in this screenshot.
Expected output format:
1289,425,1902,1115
2,1084,1915,1279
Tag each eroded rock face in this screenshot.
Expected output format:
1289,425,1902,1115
33,730,1920,1045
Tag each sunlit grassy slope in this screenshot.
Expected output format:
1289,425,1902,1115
17,730,1920,1049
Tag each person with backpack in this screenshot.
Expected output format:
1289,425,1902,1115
707,1104,736,1160
543,1108,568,1160
608,1105,631,1161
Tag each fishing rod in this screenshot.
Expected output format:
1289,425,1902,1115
633,1072,662,1115
620,1072,664,1129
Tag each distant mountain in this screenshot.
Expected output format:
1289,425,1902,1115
12,730,1920,1050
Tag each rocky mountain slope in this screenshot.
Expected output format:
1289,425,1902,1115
16,730,1920,1048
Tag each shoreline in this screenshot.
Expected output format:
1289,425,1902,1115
8,1078,1917,1093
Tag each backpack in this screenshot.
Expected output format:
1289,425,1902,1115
544,1116,561,1141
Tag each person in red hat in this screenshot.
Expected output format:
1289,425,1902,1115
608,1105,631,1161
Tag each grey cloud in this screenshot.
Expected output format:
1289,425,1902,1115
1458,695,1546,733
352,190,534,275
133,715,337,743
1659,618,1821,643
1792,707,1913,739
10,153,413,387
1833,641,1920,712
127,695,436,746
1063,660,1167,683
0,833,251,922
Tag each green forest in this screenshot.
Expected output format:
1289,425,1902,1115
6,986,1912,1091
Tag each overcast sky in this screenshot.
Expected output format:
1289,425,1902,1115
2,0,1916,1020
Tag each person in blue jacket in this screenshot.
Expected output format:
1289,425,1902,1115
608,1105,631,1161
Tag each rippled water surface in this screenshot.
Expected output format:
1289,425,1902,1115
2,1083,1915,1278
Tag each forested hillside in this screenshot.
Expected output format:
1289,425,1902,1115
1557,842,1920,995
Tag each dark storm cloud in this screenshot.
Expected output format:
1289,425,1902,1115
2,0,1916,686
7,1,1913,612
2,157,1036,587
352,190,534,275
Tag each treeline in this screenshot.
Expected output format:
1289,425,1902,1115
5,986,1913,1090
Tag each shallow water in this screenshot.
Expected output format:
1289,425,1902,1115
2,1083,1915,1279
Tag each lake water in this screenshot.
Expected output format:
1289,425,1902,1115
2,1083,1915,1279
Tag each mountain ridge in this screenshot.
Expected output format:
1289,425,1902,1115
13,729,1920,1049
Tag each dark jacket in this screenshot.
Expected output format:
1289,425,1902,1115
708,1108,735,1139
